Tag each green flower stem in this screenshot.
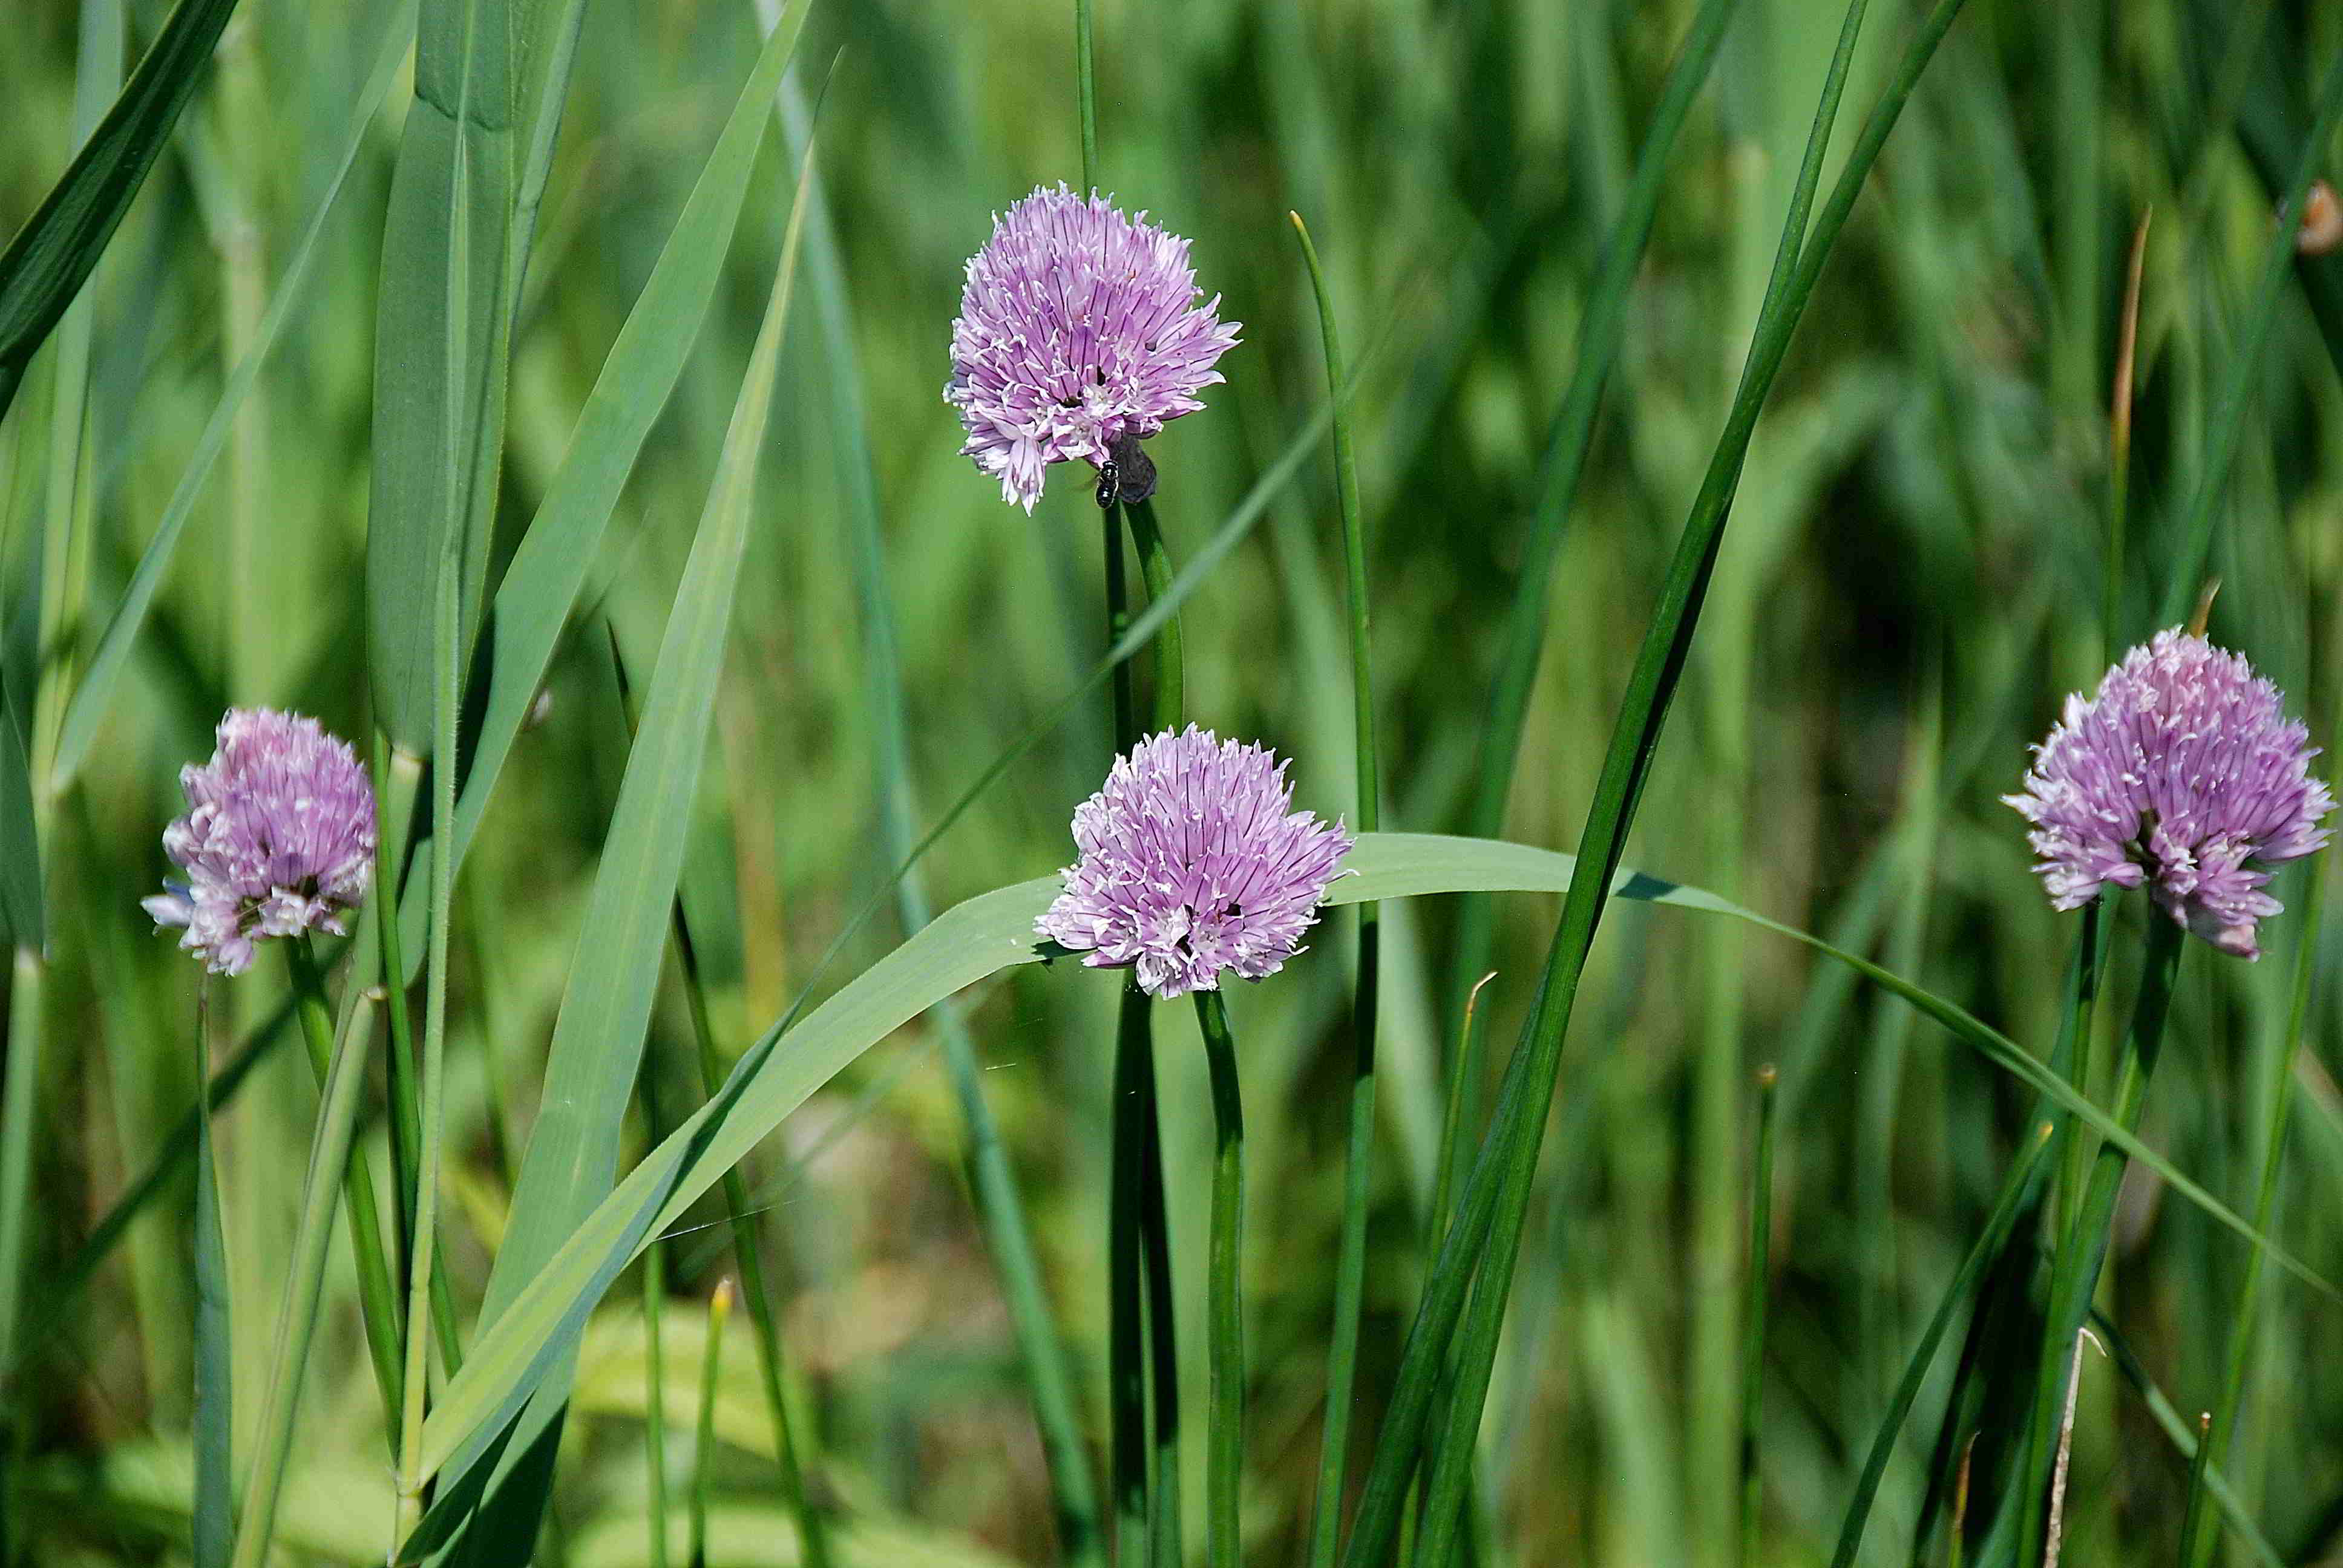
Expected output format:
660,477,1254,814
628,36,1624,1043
1740,1065,1779,1568
2188,854,2332,1567
286,934,405,1432
1074,0,1098,195
690,1280,733,1568
1291,209,1381,1568
1123,499,1184,733
1194,990,1246,1568
225,990,378,1568
1139,1039,1182,1568
1108,983,1152,1567
2019,913,2184,1565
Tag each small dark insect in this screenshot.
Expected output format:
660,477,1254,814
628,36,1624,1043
1095,460,1121,510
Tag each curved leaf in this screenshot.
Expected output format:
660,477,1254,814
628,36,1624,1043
411,832,2337,1486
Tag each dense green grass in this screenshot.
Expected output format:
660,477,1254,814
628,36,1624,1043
5,0,2343,1562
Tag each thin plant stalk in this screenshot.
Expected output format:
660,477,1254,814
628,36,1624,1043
371,743,464,1379
225,993,379,1568
1074,0,1098,194
2102,210,2150,660
1194,990,1245,1568
1138,1048,1182,1568
191,978,233,1568
1740,1065,1779,1568
1339,1,1966,1558
2017,915,2186,1564
641,1069,672,1568
392,485,465,1535
690,1279,734,1568
672,909,831,1568
1290,208,1380,1568
1829,1123,2055,1568
2178,1410,2215,1568
1440,0,1740,1195
1124,498,1185,730
286,933,405,1429
1109,982,1152,1566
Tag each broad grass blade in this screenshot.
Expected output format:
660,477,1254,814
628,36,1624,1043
407,831,2332,1486
53,0,413,785
0,0,243,424
407,122,819,1563
390,0,814,971
365,0,517,751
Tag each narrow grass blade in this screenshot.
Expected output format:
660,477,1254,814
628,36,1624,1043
0,675,36,947
0,0,243,423
1830,1125,2053,1568
365,0,516,751
408,128,819,1558
224,996,379,1568
191,982,232,1568
1194,990,1246,1568
53,0,412,784
2155,43,2343,626
2091,1312,2287,1568
689,1281,733,1568
1291,209,1381,1568
387,0,814,968
1740,1065,1780,1568
287,935,405,1438
1350,0,1960,1557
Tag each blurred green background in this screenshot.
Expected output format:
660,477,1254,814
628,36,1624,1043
7,0,2343,1561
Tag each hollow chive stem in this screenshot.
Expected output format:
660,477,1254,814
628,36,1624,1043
285,933,405,1433
1108,983,1152,1566
2019,914,2184,1563
1193,990,1246,1568
226,993,379,1568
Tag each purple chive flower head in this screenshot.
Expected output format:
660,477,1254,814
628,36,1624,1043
945,183,1241,514
1038,725,1355,999
2005,629,2334,959
143,708,376,976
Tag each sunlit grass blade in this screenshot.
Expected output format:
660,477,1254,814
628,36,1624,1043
0,0,243,424
386,0,814,975
608,621,832,1568
224,995,379,1568
51,0,411,785
190,982,232,1568
365,0,516,753
1289,208,1381,1568
404,122,820,1560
